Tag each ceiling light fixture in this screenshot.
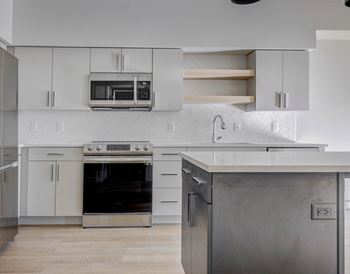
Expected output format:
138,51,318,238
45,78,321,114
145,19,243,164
231,0,261,5
346,0,350,7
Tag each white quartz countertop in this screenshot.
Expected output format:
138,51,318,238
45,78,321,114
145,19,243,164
180,151,350,173
19,144,84,148
154,142,327,148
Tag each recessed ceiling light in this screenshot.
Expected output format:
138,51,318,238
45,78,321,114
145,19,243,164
231,0,261,5
346,0,350,7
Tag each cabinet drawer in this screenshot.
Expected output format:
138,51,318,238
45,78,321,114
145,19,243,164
153,161,182,188
191,165,212,204
153,188,182,216
153,147,187,161
29,148,83,161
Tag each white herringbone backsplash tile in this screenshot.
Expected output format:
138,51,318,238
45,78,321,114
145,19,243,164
19,104,296,144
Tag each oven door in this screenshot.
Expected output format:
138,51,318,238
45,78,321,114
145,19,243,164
83,157,152,214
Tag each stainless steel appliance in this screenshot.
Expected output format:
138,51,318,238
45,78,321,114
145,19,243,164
83,141,153,228
89,73,152,110
0,49,19,249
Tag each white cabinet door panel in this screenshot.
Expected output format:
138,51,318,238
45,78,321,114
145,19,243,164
15,47,52,110
153,188,182,216
153,49,183,111
52,48,90,110
27,161,56,216
283,51,309,111
90,48,121,73
122,48,152,73
55,161,83,216
153,161,182,188
255,50,283,111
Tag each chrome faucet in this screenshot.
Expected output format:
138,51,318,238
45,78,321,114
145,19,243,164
212,115,226,143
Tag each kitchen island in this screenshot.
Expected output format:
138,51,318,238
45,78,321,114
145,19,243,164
180,151,350,274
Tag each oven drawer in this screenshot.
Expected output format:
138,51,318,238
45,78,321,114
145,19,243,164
153,161,182,188
153,188,182,216
153,147,187,161
29,148,83,161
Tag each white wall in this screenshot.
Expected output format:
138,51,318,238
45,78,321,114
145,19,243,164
12,0,350,49
297,39,350,151
0,0,13,44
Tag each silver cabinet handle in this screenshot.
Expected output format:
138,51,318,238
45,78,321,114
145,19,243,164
192,176,206,186
47,91,51,107
189,193,196,227
161,153,178,156
161,201,178,203
116,53,120,71
283,92,289,109
51,91,55,108
276,92,283,109
47,153,64,156
56,164,60,182
181,168,191,174
51,164,55,182
161,173,178,176
134,76,138,104
121,54,125,71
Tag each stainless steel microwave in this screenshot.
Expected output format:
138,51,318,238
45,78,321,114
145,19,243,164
89,73,153,110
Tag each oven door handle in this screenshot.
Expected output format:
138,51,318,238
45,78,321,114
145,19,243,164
83,157,153,164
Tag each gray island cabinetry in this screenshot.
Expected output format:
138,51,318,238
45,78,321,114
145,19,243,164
180,151,350,274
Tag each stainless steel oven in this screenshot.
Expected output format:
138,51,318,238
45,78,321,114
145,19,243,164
83,142,153,228
89,73,152,110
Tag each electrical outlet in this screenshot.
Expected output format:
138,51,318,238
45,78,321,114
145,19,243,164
56,121,65,132
233,121,242,132
30,121,39,132
168,121,175,132
271,122,279,132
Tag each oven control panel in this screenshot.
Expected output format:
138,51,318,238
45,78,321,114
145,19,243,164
84,142,153,155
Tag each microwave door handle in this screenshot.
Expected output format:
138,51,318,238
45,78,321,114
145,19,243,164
134,77,138,104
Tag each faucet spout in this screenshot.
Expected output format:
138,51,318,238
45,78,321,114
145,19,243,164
212,115,226,143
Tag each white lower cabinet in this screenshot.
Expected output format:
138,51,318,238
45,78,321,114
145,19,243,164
27,161,56,216
153,188,182,216
55,161,83,216
27,159,83,217
153,161,182,188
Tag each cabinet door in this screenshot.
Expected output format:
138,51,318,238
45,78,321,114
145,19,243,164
55,161,83,216
15,47,52,110
153,49,183,111
90,48,122,73
254,50,283,111
2,167,18,219
52,48,90,110
283,51,309,111
121,48,152,73
2,51,18,164
27,161,56,216
181,172,192,274
191,194,211,274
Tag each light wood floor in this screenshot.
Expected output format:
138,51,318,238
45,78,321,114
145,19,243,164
0,225,184,274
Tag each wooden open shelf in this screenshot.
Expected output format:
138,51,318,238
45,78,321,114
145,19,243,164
183,69,255,80
184,95,255,105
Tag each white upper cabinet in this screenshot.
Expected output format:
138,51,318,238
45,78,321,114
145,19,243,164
152,49,183,111
282,51,309,111
15,47,53,110
247,50,309,111
90,48,122,73
52,48,90,110
121,48,152,73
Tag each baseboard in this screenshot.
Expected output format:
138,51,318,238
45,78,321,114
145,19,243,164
152,215,181,224
19,216,82,225
19,215,181,225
